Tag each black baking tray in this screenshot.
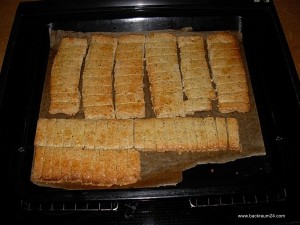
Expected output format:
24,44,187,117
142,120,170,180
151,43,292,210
1,0,300,223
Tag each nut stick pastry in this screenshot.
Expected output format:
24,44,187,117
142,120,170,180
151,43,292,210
178,35,216,114
49,37,88,115
145,33,185,118
114,34,146,119
82,35,117,119
207,32,250,113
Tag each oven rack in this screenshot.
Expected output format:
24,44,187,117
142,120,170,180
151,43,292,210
20,200,119,212
189,187,287,208
20,187,287,212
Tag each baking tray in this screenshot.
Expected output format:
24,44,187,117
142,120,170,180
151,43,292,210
1,0,299,221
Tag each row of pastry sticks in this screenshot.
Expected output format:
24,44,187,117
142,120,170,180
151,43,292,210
31,117,240,187
48,32,250,119
35,117,240,152
31,147,140,187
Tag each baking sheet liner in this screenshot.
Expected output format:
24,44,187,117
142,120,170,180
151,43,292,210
37,29,265,189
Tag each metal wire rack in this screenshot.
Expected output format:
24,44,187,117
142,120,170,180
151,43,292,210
189,188,287,208
20,200,119,212
20,187,287,212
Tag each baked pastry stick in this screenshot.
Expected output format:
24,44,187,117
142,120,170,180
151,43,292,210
34,118,134,150
114,34,145,119
226,118,241,150
145,33,185,118
49,37,87,115
207,32,250,113
134,117,241,152
82,35,117,119
31,147,141,188
178,36,215,114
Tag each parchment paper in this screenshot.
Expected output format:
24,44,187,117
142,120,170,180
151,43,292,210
38,28,265,189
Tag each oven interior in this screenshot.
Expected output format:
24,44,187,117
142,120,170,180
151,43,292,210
1,0,299,223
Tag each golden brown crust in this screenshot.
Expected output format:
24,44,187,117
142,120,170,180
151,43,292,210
181,67,210,79
184,98,212,114
84,59,114,68
134,118,157,150
57,45,87,55
49,38,87,116
34,118,48,146
218,92,250,103
209,57,243,68
180,59,209,70
114,35,145,119
151,94,185,118
145,48,178,57
134,117,240,152
115,59,143,68
178,35,215,114
87,46,115,57
146,32,177,42
226,118,241,151
84,75,112,86
204,117,219,151
32,117,242,188
217,82,248,94
83,95,113,107
150,81,182,93
215,117,228,150
183,118,198,150
31,147,141,188
60,37,88,46
148,71,182,83
206,32,237,45
178,35,204,46
146,63,180,74
84,107,113,119
49,96,80,115
31,146,45,181
83,67,112,77
146,33,185,118
211,66,246,77
52,58,83,69
185,88,216,100
146,55,178,64
35,119,135,150
115,93,144,103
193,118,207,150
183,77,214,89
207,32,250,113
207,42,239,52
218,102,250,113
54,54,84,62
209,48,241,59
116,43,144,52
145,41,177,49
80,149,96,184
118,34,145,43
114,66,144,76
114,83,144,95
50,67,81,77
51,147,62,181
83,120,97,149
213,73,247,85
180,45,205,53
82,36,116,119
115,103,145,119
91,34,117,44
115,51,143,61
